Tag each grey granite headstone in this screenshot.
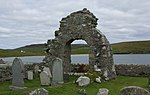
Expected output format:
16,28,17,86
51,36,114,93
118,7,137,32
10,58,26,90
28,71,33,80
43,67,52,78
29,88,48,95
40,71,50,86
120,86,150,95
52,58,64,85
0,59,5,64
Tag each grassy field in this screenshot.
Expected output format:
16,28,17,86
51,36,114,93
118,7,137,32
112,40,150,54
0,40,150,57
0,76,148,95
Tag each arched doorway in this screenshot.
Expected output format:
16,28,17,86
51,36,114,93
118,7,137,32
44,8,116,79
71,40,89,64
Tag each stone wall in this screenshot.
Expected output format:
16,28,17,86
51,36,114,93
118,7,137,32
0,63,150,82
0,62,46,82
44,8,116,79
0,64,12,81
115,64,150,76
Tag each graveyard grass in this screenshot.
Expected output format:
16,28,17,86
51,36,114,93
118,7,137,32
0,75,148,95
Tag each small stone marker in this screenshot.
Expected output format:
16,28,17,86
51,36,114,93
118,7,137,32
43,67,52,78
78,89,87,95
28,71,33,80
9,58,26,90
120,86,150,95
96,77,101,83
40,71,50,86
52,58,64,85
76,76,90,86
97,88,109,95
29,88,48,95
0,59,5,64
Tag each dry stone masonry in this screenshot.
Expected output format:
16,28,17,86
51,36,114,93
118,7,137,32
44,8,116,80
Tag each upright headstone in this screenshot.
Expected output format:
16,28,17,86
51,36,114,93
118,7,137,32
43,67,52,78
120,86,150,95
40,71,50,86
28,71,33,80
148,76,150,91
0,59,5,64
52,58,64,85
9,58,26,90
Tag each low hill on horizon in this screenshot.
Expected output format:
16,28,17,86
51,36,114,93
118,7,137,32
112,40,150,54
0,40,150,57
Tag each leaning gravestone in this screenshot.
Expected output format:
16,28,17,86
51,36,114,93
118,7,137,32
43,67,52,78
40,71,50,86
0,59,5,64
120,86,150,95
28,71,33,80
9,58,26,90
52,58,64,85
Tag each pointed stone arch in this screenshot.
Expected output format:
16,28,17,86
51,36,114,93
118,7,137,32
44,8,116,79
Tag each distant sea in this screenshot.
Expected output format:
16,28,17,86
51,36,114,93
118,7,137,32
1,54,150,64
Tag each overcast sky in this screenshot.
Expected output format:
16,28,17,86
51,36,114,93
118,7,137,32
0,0,150,49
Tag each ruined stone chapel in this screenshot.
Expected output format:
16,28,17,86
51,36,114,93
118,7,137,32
44,8,116,79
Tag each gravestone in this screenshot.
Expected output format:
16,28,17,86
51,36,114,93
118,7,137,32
52,58,64,85
97,88,109,95
0,59,5,64
43,67,52,78
9,58,26,90
40,71,50,86
29,88,48,95
149,76,150,91
34,65,39,73
28,71,33,80
120,86,150,95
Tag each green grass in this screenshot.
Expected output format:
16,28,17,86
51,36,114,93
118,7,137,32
71,47,89,54
0,76,148,95
112,40,150,54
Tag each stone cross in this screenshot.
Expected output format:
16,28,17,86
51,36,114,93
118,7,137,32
28,71,33,80
40,71,50,86
120,86,150,95
52,58,64,85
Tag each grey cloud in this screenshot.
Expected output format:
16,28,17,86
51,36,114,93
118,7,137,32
0,0,150,49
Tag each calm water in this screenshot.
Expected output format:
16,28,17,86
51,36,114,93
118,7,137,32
1,54,150,64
